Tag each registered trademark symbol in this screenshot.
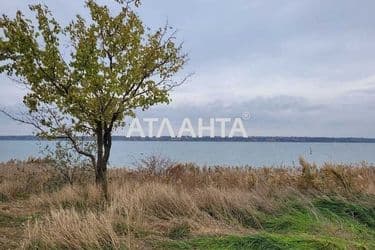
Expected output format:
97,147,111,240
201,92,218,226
241,112,251,120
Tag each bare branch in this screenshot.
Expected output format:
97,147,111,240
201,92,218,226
0,107,96,167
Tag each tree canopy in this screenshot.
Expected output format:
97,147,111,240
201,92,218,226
0,0,187,198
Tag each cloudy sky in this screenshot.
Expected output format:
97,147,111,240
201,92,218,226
1,0,375,137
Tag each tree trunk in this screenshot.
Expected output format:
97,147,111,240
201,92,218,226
96,159,108,200
95,124,109,200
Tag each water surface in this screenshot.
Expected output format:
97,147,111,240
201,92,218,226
0,140,374,167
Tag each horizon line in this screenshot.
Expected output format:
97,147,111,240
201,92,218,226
0,135,374,143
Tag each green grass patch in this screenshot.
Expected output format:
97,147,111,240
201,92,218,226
0,212,29,227
156,196,375,249
314,197,375,229
158,233,367,250
262,196,324,234
264,211,319,233
167,222,191,240
0,192,10,202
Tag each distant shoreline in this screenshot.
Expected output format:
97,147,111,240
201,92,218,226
1,135,375,143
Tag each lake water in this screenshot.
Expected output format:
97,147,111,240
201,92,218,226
0,140,374,167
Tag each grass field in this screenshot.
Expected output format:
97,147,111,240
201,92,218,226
0,157,374,249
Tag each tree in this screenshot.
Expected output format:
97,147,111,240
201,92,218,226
0,0,187,199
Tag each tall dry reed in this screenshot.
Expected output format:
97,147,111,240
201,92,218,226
1,158,373,249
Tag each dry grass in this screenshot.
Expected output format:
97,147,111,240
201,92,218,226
25,208,119,249
109,157,375,196
0,157,374,249
0,158,93,201
0,159,56,200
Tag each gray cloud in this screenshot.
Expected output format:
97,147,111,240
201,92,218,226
1,0,375,136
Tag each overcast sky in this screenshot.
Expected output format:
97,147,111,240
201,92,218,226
1,0,375,137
